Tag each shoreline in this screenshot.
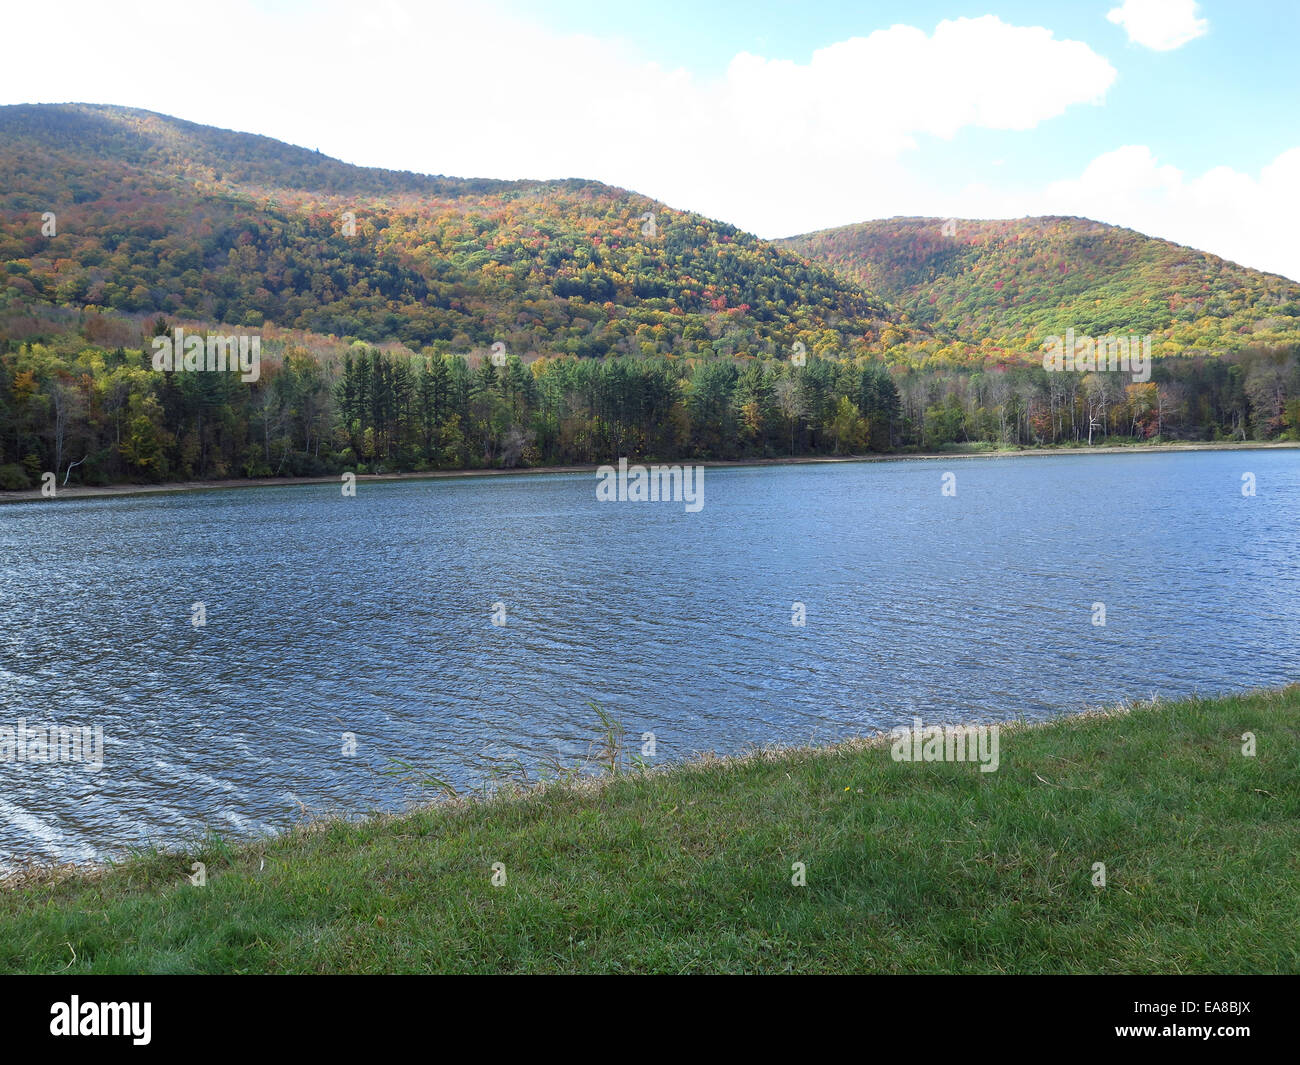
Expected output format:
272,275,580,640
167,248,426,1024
3,440,1296,504
0,691,1179,886
0,684,1285,883
2,684,1296,973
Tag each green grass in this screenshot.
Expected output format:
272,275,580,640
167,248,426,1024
2,686,1298,973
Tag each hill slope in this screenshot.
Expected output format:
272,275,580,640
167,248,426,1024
0,103,898,358
781,216,1300,355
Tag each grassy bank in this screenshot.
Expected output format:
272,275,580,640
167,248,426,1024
2,439,1296,504
2,686,1298,974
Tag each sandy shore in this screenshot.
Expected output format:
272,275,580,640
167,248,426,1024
2,440,1295,504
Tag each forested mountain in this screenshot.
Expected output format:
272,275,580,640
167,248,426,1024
0,105,1296,491
0,103,897,358
781,216,1300,357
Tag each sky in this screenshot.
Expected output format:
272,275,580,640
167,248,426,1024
5,0,1299,280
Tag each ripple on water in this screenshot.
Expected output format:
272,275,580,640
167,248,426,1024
1,450,1298,861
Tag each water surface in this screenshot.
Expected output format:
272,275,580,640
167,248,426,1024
2,449,1297,864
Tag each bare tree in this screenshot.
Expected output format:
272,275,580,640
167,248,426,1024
774,376,803,455
47,379,82,479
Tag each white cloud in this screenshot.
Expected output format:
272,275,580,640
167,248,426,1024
956,145,1300,282
1106,0,1208,51
1044,145,1300,280
724,18,1115,153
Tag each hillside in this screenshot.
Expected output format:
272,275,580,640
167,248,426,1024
0,106,1295,489
0,103,898,359
781,216,1300,356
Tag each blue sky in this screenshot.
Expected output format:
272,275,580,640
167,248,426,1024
6,0,1299,278
521,0,1297,170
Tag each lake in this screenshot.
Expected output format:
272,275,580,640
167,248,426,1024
2,448,1298,865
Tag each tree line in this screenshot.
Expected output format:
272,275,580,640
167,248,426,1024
1,332,1296,489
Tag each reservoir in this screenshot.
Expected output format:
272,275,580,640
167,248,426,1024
2,448,1297,865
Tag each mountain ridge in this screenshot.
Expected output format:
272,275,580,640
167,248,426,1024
779,215,1300,356
0,102,900,358
6,103,1297,363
